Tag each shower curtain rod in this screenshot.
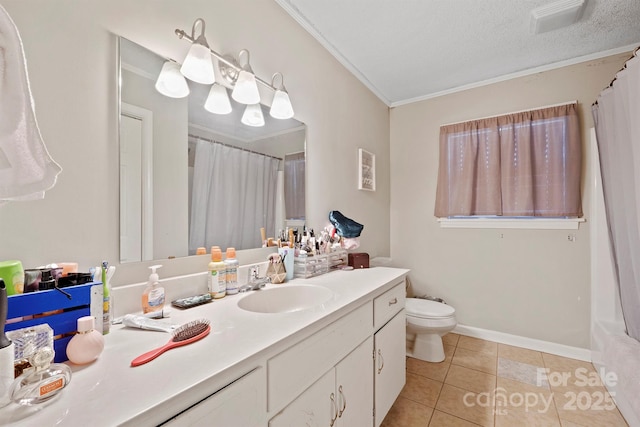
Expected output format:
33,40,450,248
188,134,283,161
593,45,640,106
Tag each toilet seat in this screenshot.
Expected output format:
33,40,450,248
406,298,455,319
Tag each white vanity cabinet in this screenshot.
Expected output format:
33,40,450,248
267,301,372,413
373,283,407,427
269,336,374,427
269,279,407,427
335,335,375,426
161,367,266,427
0,268,410,427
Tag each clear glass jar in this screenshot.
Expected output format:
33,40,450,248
9,346,71,405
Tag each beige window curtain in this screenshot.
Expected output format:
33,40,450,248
434,104,582,217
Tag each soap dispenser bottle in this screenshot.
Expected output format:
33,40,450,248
142,265,165,314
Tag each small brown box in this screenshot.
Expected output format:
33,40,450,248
348,252,369,269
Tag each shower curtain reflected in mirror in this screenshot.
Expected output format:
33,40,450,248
284,151,305,221
189,138,280,253
592,48,640,342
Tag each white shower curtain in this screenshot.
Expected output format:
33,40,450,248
189,138,281,253
592,48,640,341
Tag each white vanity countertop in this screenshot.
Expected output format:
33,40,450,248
0,266,408,427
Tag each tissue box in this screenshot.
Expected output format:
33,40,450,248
348,253,369,269
5,282,103,362
6,324,53,377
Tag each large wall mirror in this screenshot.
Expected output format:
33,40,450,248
119,38,306,263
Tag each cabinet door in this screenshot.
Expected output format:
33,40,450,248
336,336,374,427
163,367,265,427
269,369,336,427
374,309,406,427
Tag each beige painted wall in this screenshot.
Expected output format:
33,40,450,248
0,0,390,269
390,53,630,348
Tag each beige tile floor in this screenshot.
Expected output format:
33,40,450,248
381,333,629,427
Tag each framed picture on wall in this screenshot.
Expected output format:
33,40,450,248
358,148,376,191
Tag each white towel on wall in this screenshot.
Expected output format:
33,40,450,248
0,4,61,203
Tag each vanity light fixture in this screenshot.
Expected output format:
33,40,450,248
155,61,190,98
241,104,265,127
269,72,294,119
179,18,215,84
166,17,295,127
204,83,232,115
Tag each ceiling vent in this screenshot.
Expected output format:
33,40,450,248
530,0,586,34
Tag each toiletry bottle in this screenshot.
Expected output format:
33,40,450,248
8,346,71,405
66,316,104,365
102,261,110,334
224,248,239,295
0,279,14,406
142,265,165,313
208,247,226,299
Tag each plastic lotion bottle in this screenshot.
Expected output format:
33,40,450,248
101,261,110,335
208,246,226,299
142,265,165,313
224,248,239,295
66,316,104,365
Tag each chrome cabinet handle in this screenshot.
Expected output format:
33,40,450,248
338,385,347,417
388,297,398,306
330,392,338,426
377,349,385,374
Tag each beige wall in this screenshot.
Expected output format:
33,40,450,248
390,53,630,348
0,0,390,269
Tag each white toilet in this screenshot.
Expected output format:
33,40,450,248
405,298,457,362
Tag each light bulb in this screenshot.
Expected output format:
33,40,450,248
241,104,265,127
232,70,260,104
180,43,215,84
204,84,232,115
155,61,190,98
270,89,294,119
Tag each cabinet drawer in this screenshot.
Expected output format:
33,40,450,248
268,301,372,412
373,280,405,330
162,367,265,427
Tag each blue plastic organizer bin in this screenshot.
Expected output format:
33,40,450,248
5,282,103,362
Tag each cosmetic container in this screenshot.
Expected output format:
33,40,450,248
66,316,104,365
9,346,71,405
6,323,53,377
224,248,239,295
0,279,14,407
208,246,226,299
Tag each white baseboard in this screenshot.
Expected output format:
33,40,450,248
453,324,592,362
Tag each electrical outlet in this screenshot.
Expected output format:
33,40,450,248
567,234,576,242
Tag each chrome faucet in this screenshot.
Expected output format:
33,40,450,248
239,265,271,292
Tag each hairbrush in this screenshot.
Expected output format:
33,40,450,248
130,318,211,367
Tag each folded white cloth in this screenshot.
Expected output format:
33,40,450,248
0,5,61,203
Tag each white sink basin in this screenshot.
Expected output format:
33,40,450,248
237,284,334,314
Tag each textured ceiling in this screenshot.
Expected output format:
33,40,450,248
276,0,640,106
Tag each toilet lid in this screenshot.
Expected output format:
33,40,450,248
406,298,455,318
